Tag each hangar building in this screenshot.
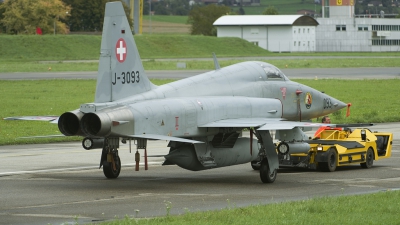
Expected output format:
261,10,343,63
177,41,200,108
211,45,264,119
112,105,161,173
214,0,400,52
213,15,319,52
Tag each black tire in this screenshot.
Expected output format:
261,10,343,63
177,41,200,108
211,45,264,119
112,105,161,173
251,160,261,170
103,155,121,179
260,159,277,183
361,148,374,169
320,148,337,172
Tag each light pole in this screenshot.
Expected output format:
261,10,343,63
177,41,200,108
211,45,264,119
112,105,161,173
54,11,68,35
149,0,152,34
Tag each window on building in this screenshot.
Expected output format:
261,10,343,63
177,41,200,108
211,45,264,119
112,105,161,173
294,41,296,46
308,28,310,33
372,39,400,46
372,25,400,31
298,41,300,46
303,28,305,33
358,25,368,31
308,41,310,46
294,29,296,33
252,42,259,46
336,25,346,31
298,28,300,33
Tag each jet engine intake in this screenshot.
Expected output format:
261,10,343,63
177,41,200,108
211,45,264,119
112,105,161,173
58,110,84,136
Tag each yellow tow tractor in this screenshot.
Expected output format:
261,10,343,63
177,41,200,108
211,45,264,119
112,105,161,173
277,127,393,171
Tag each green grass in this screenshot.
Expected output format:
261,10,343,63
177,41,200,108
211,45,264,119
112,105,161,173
1,79,400,145
0,34,269,62
135,35,269,58
143,15,188,24
2,57,399,73
99,190,400,225
3,34,400,67
0,35,102,61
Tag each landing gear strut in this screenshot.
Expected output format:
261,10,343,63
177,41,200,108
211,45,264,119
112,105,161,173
102,151,121,178
100,138,121,179
260,158,277,183
256,130,279,184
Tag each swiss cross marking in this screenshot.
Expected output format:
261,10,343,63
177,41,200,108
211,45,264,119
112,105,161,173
115,38,127,63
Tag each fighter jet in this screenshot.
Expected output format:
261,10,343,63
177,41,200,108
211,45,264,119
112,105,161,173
6,2,348,183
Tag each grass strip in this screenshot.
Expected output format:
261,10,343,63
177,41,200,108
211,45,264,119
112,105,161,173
2,34,400,64
99,190,400,225
1,79,399,146
1,58,400,73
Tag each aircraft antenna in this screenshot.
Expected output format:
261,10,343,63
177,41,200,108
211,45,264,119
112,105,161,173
212,52,220,70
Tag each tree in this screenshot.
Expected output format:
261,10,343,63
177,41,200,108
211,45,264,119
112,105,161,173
62,0,132,32
0,0,71,34
263,6,279,15
0,2,5,33
238,7,245,15
381,0,390,8
187,4,230,36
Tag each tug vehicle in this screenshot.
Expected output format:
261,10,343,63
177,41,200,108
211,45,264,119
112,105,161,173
276,127,393,171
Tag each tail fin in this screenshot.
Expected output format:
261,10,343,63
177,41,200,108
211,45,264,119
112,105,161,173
95,2,156,103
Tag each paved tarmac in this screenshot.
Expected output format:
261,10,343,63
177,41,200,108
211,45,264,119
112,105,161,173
0,123,399,225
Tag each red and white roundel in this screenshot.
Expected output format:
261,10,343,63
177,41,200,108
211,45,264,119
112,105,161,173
115,38,127,63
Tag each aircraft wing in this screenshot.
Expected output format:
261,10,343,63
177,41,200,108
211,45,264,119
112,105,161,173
3,116,59,124
125,134,204,144
198,118,282,128
257,121,327,130
199,118,330,130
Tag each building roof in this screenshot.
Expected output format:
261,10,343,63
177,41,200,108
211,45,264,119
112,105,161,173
213,15,319,26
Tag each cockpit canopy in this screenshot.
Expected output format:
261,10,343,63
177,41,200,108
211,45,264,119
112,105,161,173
260,62,289,81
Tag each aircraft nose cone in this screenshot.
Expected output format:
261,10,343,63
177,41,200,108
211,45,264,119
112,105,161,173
321,94,347,115
334,98,347,110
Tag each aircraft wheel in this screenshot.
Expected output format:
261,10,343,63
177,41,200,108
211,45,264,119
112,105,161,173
251,160,260,170
103,154,121,179
260,159,277,183
361,148,374,169
320,148,337,172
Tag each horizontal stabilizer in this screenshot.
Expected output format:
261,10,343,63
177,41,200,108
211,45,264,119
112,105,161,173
126,134,203,143
3,116,58,121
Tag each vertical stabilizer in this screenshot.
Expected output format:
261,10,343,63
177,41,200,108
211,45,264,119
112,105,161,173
95,2,156,103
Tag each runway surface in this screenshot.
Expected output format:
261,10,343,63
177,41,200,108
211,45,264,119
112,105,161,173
1,67,400,80
1,68,400,224
1,123,400,225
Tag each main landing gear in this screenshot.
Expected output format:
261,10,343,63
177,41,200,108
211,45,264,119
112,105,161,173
259,159,277,183
99,138,121,179
98,137,148,179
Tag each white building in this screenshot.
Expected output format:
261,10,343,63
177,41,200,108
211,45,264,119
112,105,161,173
316,18,400,52
213,15,319,52
316,0,400,52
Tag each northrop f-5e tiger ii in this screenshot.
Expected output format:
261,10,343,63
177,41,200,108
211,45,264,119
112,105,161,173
8,2,348,183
